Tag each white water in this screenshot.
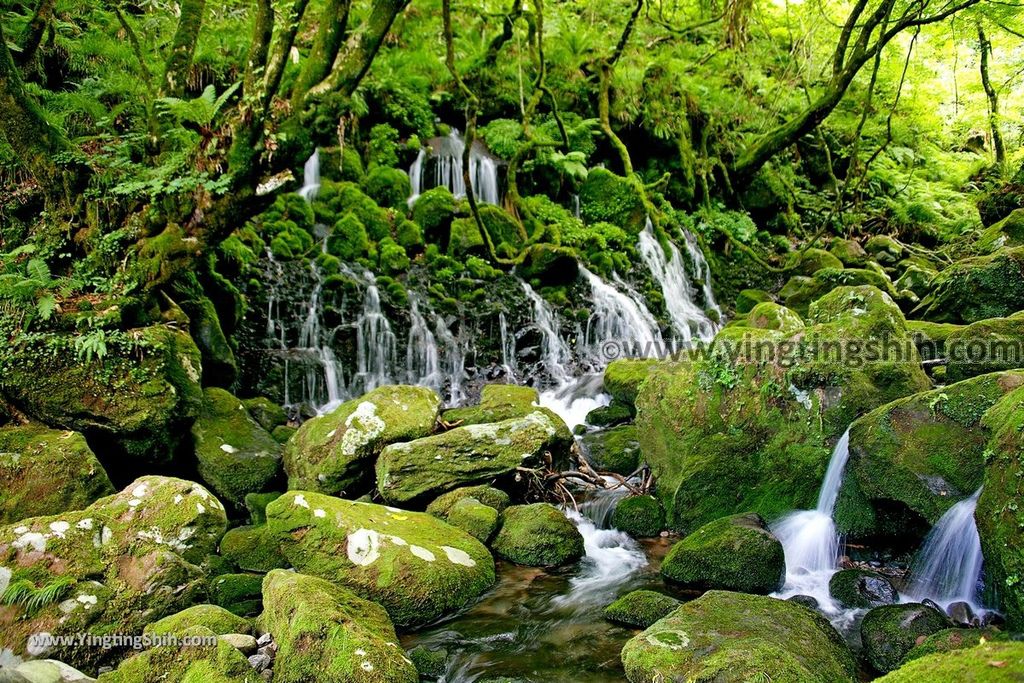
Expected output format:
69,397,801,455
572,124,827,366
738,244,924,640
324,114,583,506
433,314,468,407
297,149,321,202
520,280,573,387
683,228,723,323
298,260,344,413
499,312,517,380
581,266,663,358
406,297,443,392
353,273,398,395
407,130,500,206
637,221,718,344
771,429,852,614
903,488,985,612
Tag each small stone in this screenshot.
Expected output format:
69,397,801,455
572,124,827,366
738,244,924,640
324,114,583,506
221,633,258,655
946,601,977,626
258,644,277,659
249,653,273,672
256,632,274,646
922,598,944,612
788,595,820,610
261,670,274,682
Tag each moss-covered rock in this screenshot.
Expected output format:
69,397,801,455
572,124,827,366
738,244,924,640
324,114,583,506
491,503,584,567
828,569,899,608
327,212,370,261
977,208,1024,253
835,372,1024,540
830,238,870,267
902,627,1008,662
895,265,936,298
446,497,499,543
0,425,114,524
584,400,633,427
257,569,417,683
208,572,263,617
376,411,570,506
412,187,457,245
797,248,844,275
638,286,930,532
517,244,580,287
447,217,487,257
425,485,511,519
441,384,539,426
861,603,951,673
266,492,495,628
96,625,259,682
192,388,282,508
219,524,286,572
241,397,288,432
865,235,907,264
744,301,805,334
0,326,203,465
580,425,641,475
620,591,857,683
604,359,663,408
603,590,681,629
735,289,773,314
908,320,963,361
144,604,251,637
243,491,281,525
284,385,440,497
579,168,646,233
912,247,1024,324
660,513,784,594
364,166,411,210
272,424,297,444
876,640,1024,682
611,495,664,537
945,313,1024,382
407,645,447,680
782,267,899,316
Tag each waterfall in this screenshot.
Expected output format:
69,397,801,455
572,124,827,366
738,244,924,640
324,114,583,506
406,297,442,392
407,148,426,208
682,229,723,322
432,315,467,407
581,266,664,358
499,312,517,380
406,130,500,206
771,429,852,613
354,273,398,395
637,221,718,344
297,149,321,203
572,194,581,219
298,260,344,413
520,280,572,386
903,489,985,611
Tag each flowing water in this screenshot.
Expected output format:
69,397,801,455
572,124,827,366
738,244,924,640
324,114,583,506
353,273,398,396
407,130,501,206
902,488,986,612
297,149,321,202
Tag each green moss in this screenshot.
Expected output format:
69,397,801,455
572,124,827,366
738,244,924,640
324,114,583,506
364,166,411,210
604,359,663,408
517,243,580,287
902,627,1009,663
735,289,772,314
144,604,251,637
327,212,371,261
208,573,263,617
579,168,646,233
219,524,286,572
829,238,869,267
408,645,447,679
315,181,392,242
861,603,951,673
378,237,410,275
877,641,1024,682
907,320,964,360
912,247,1024,324
661,513,784,594
426,485,511,519
97,626,259,682
604,590,681,629
442,385,541,426
243,492,281,525
743,301,804,333
783,267,898,316
945,312,1024,382
271,424,297,444
895,265,936,298
412,187,457,245
448,217,487,257
0,425,114,524
395,218,424,252
828,569,898,608
620,591,856,683
584,400,633,428
491,503,585,567
865,235,907,264
796,247,844,275
611,495,664,537
240,397,288,432
581,425,641,475
446,497,500,543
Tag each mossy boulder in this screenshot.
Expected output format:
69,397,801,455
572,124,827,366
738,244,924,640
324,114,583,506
425,485,511,519
95,625,259,682
376,411,570,506
908,319,963,360
209,573,263,617
407,645,447,679
447,217,487,257
219,524,286,572
912,247,1024,324
611,495,664,537
638,286,930,532
782,267,899,316
243,491,281,525
604,359,663,408
266,491,495,628
828,569,899,608
902,627,1008,662
441,384,540,426
580,425,641,475
945,313,1024,382
257,569,418,683
830,238,870,267
364,166,411,210
977,208,1024,253
584,400,633,427
0,476,228,670
0,326,203,465
660,513,784,594
865,235,907,264
620,591,857,683
797,247,844,275
604,590,681,629
192,388,282,508
895,265,936,298
735,289,772,314
411,187,457,245
516,244,579,287
446,497,500,543
876,640,1024,682
579,168,646,233
241,397,288,432
144,604,251,637
744,301,805,334
835,372,1024,540
283,385,440,497
491,503,584,567
861,603,951,673
0,425,114,524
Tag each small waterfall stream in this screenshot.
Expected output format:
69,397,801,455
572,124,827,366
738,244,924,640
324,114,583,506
520,280,573,387
353,273,398,395
581,266,663,357
406,297,442,392
407,130,500,206
297,149,321,202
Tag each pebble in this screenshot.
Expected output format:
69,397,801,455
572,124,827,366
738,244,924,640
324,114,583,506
256,632,274,647
261,670,274,682
221,633,258,655
249,653,273,672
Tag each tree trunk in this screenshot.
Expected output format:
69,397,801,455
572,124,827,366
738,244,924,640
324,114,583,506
162,0,207,96
18,0,56,68
292,0,353,104
977,23,1005,166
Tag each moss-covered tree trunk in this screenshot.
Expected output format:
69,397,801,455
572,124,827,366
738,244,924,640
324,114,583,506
17,0,56,68
292,0,353,105
161,0,207,96
977,23,1005,166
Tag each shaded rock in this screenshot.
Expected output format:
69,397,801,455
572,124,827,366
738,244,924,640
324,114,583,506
580,425,641,476
828,569,898,608
219,525,287,573
95,625,258,682
830,238,870,267
894,265,935,298
861,603,951,673
241,397,288,433
603,590,681,629
491,503,584,567
912,246,1024,324
611,496,664,537
735,289,773,314
865,235,907,264
788,594,820,609
209,573,264,617
583,401,632,428
426,485,510,519
945,313,1024,382
407,646,447,680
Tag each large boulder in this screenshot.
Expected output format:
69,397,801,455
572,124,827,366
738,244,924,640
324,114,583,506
257,569,418,683
144,604,251,637
579,425,641,475
976,208,1024,253
828,569,899,608
425,485,510,519
782,268,899,316
861,603,951,673
445,497,500,543
620,591,856,683
876,641,1024,682
283,385,440,497
192,388,282,508
945,313,1024,382
603,590,681,629
0,425,114,524
375,411,570,506
902,627,1009,662
603,359,663,409
490,503,584,567
265,491,494,628
835,372,1024,540
660,513,784,594
0,477,228,671
638,286,930,532
829,238,870,267
912,246,1024,323
0,327,203,465
611,495,665,537
95,625,258,682
441,384,540,425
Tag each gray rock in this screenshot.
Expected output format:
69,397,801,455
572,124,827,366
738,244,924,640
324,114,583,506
946,601,977,626
248,653,273,672
256,632,274,647
220,633,258,655
788,594,820,610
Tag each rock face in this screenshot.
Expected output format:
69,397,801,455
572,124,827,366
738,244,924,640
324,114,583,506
283,385,440,497
945,312,1024,382
0,476,228,671
0,327,203,465
375,411,570,505
876,641,1024,682
490,503,585,567
828,569,899,608
265,491,495,627
620,591,857,683
580,425,641,475
638,286,930,532
835,371,1024,540
912,246,1024,323
603,590,681,629
0,425,114,524
95,625,259,682
603,359,663,408
611,496,665,537
257,569,418,683
660,513,785,594
860,603,951,673
192,388,283,508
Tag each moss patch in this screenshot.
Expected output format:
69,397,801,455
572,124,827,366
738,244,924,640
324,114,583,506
491,503,584,567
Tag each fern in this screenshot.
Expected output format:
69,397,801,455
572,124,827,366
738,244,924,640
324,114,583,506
157,81,241,127
1,576,75,616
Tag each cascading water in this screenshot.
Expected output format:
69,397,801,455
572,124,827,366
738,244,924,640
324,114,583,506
297,260,344,413
406,130,500,206
297,149,321,202
407,148,426,207
902,488,986,611
433,314,468,407
771,428,852,613
637,221,718,344
353,273,398,395
682,229,723,323
581,266,663,358
520,280,573,387
406,297,442,392
499,312,517,380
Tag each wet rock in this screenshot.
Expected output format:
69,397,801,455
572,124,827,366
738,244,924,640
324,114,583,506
604,590,681,629
611,496,665,538
828,569,899,608
491,503,584,568
874,640,1024,681
407,646,447,680
788,594,820,609
946,601,977,626
861,603,951,673
584,400,633,428
580,425,641,475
